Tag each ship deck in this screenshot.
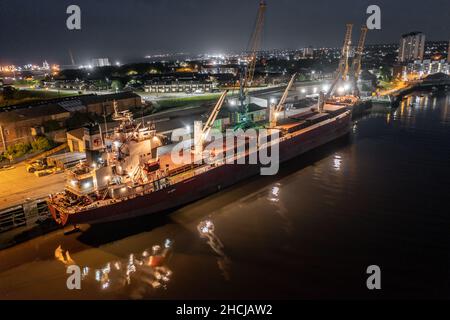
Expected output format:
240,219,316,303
49,105,351,216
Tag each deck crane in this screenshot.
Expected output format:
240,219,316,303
350,26,368,97
238,0,267,113
194,90,229,154
269,73,297,127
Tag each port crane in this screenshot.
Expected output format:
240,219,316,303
194,90,229,154
318,24,368,111
327,23,353,98
350,26,368,97
238,0,267,117
244,0,267,88
269,73,297,127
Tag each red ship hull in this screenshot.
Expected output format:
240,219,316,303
49,111,352,225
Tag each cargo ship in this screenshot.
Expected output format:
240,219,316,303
48,99,352,226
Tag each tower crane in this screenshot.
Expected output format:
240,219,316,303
350,26,368,97
269,73,297,127
194,90,229,154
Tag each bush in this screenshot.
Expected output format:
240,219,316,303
31,136,54,152
4,137,55,160
6,142,32,159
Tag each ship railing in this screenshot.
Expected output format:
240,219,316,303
0,199,51,234
65,184,96,197
66,169,94,181
0,205,26,233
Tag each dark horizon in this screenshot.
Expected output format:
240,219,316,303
0,0,449,65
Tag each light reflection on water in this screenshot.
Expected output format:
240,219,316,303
55,239,173,298
1,92,450,299
333,154,342,171
197,220,231,281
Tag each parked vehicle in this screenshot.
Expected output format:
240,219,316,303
26,159,50,173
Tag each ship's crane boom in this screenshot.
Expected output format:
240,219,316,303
270,73,296,127
275,73,297,113
194,90,229,155
201,90,229,141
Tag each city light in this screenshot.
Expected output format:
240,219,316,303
1,0,448,302
83,181,92,189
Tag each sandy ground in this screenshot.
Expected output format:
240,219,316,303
0,164,65,210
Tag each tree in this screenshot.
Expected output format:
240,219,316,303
6,142,32,159
111,79,124,92
379,66,393,82
31,136,53,152
2,86,17,100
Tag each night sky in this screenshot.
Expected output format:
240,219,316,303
0,0,449,65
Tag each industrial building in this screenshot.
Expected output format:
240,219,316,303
144,80,215,94
92,58,111,67
0,92,142,151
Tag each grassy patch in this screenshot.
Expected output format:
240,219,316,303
154,94,222,112
0,89,77,108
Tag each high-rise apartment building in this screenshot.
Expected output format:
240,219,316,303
398,32,425,63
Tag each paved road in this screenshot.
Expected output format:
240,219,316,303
0,164,65,210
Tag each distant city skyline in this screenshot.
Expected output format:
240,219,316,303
0,0,449,65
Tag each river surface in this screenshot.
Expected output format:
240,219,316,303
0,92,450,299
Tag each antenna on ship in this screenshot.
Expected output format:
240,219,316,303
103,107,108,140
113,100,119,118
98,122,105,148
